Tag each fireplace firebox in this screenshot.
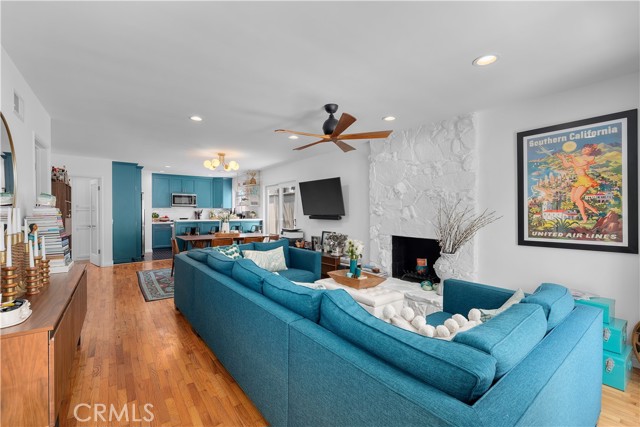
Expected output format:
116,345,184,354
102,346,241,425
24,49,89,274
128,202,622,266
391,236,441,283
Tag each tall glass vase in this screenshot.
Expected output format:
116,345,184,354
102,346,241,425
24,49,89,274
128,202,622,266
349,258,358,275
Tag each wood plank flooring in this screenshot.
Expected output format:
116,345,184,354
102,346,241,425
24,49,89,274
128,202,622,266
60,261,639,426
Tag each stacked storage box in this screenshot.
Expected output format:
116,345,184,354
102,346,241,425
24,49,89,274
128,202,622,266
576,297,632,391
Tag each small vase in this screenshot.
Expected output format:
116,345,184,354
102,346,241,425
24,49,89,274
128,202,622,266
433,252,459,296
349,258,358,275
221,221,230,233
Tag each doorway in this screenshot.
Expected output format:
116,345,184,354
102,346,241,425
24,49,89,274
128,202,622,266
266,182,297,235
71,176,102,266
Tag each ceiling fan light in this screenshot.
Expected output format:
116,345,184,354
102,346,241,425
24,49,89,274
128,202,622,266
204,160,212,169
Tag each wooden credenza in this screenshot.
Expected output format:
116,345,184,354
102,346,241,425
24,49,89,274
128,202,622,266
1,264,87,427
321,253,342,278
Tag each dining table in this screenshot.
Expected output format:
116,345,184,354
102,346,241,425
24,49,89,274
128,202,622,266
176,233,269,250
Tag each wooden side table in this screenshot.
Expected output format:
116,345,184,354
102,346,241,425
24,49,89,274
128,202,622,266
320,253,341,278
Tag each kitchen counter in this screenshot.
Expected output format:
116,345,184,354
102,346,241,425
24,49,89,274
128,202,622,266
173,218,263,222
152,221,174,224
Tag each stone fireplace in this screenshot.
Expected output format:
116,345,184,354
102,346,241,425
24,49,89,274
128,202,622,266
369,114,477,281
391,236,440,282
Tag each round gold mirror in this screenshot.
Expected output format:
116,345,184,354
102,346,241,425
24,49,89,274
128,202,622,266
1,112,17,207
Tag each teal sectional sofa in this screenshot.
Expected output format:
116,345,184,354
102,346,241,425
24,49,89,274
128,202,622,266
174,247,603,427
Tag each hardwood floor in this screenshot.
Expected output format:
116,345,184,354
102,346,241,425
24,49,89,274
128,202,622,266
59,260,267,426
60,261,639,426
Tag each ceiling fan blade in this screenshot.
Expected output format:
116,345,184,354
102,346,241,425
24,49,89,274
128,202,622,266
334,140,356,153
330,113,357,138
293,139,329,151
275,129,328,138
338,130,393,140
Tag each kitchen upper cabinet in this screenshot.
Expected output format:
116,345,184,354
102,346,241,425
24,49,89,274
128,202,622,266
195,179,212,207
152,175,171,208
153,174,231,209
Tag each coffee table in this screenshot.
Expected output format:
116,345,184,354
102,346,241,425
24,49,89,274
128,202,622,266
316,273,443,317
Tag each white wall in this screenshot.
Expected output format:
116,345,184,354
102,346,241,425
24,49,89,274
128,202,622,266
1,47,52,214
51,153,113,266
477,72,639,349
260,147,371,260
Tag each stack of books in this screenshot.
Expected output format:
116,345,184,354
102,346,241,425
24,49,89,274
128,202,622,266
26,207,73,273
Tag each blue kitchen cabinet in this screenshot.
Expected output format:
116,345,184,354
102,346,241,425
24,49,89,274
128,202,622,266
152,224,173,249
152,175,171,208
182,178,195,194
170,178,183,194
113,162,143,264
212,178,223,208
222,178,233,208
195,179,212,207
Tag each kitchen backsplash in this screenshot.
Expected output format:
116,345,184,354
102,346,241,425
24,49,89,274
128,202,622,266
151,207,227,220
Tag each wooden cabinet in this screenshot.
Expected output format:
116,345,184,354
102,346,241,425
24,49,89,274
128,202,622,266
321,253,342,278
51,180,72,219
1,265,87,427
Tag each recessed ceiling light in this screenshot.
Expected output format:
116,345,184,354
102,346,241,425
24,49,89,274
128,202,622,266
382,116,396,121
164,165,171,168
190,115,203,122
288,135,299,139
472,54,499,66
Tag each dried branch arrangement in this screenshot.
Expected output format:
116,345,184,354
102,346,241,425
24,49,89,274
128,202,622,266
434,199,501,254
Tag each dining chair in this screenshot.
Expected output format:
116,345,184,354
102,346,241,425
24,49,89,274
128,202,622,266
211,237,234,247
268,234,279,242
171,238,180,277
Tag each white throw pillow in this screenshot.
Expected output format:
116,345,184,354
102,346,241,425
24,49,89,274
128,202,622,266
243,247,288,272
478,288,525,322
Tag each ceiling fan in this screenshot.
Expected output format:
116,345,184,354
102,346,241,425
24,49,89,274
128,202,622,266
275,104,393,152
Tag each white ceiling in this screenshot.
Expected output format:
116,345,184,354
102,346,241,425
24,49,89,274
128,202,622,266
2,1,638,177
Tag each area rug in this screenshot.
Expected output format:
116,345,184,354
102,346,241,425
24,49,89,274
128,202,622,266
136,268,174,302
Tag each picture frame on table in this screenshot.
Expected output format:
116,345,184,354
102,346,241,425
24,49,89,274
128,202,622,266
311,236,321,251
517,109,638,253
320,231,333,248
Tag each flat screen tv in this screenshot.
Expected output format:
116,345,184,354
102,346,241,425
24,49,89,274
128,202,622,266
299,177,345,220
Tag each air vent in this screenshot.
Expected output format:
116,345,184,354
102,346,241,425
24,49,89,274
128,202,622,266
13,91,24,121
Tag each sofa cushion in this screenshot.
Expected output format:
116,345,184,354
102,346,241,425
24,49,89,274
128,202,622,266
522,283,574,331
277,268,317,283
212,244,243,259
238,242,255,253
426,311,453,326
243,247,288,272
320,290,497,403
186,248,214,263
262,274,324,322
206,251,237,276
254,239,290,266
231,258,273,293
453,303,547,378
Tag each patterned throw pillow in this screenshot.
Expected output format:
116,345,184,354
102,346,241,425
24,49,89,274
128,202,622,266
243,247,288,272
212,244,243,260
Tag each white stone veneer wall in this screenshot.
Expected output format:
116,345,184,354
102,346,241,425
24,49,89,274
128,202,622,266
369,114,478,278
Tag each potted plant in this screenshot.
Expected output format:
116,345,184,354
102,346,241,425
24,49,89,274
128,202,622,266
432,199,500,294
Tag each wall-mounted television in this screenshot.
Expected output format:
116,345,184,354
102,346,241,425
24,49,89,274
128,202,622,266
299,177,345,220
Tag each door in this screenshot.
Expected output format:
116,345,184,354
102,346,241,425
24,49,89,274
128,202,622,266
72,178,91,260
89,179,100,265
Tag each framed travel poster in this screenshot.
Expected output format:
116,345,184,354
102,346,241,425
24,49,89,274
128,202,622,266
517,109,638,253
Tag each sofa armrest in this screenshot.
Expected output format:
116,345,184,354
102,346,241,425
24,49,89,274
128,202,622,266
289,247,321,281
443,279,516,316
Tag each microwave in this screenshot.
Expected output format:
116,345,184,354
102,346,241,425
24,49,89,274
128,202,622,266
172,193,197,207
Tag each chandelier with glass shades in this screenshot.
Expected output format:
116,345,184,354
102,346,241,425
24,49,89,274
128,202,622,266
203,153,239,172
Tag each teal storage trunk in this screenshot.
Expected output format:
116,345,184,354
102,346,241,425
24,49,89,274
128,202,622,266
576,297,615,324
602,345,632,391
603,317,627,354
